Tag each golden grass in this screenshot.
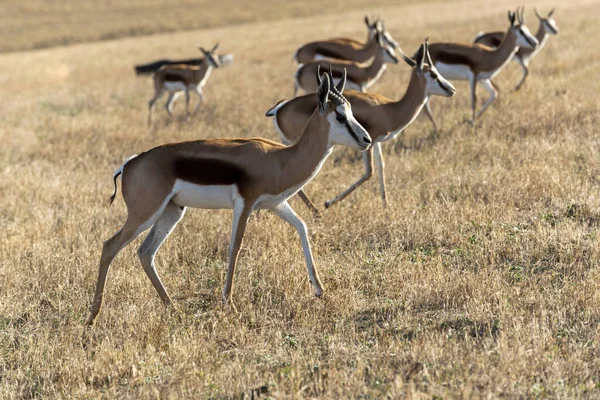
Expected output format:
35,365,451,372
1,0,600,397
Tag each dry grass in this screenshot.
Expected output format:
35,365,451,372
2,0,600,398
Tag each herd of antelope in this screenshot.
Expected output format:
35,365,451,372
86,7,559,325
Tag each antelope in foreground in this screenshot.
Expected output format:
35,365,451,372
148,44,221,126
267,40,456,211
423,7,538,127
85,70,372,325
294,16,399,64
474,8,558,91
294,33,399,96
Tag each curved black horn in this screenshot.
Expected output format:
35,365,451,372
212,43,219,52
316,65,322,86
519,6,525,24
425,38,433,67
534,7,543,20
548,8,555,17
416,43,425,72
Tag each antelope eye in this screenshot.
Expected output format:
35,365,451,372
431,72,438,79
336,113,347,123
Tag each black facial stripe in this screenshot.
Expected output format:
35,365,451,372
344,119,361,143
520,28,536,47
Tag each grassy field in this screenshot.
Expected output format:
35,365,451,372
1,0,600,397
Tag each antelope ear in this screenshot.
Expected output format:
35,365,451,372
336,68,347,93
317,72,330,112
534,7,543,20
376,31,384,47
548,8,555,17
508,10,516,26
415,44,425,72
364,15,370,27
212,43,219,52
199,47,208,55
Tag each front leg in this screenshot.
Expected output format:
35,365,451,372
193,87,204,115
476,79,498,120
222,198,253,304
297,189,321,218
373,142,387,206
325,148,373,208
514,58,529,91
469,74,478,123
272,201,323,297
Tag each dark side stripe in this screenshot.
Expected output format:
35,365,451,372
173,157,246,186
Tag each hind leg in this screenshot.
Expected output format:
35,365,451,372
424,99,438,131
137,201,186,306
165,91,182,117
86,198,173,325
148,89,165,126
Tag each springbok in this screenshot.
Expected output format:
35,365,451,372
267,40,455,212
85,71,372,325
135,53,234,75
294,16,399,64
293,33,399,96
148,44,221,126
474,8,558,91
423,7,538,127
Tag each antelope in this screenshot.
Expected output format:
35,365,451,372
474,8,558,91
294,16,399,64
423,7,538,127
148,44,221,126
135,53,234,75
267,40,456,211
293,33,399,96
85,70,372,325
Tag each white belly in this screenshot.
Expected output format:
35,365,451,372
164,81,187,93
172,180,236,209
434,62,473,81
254,184,305,210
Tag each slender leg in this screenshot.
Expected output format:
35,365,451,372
272,201,323,296
490,79,501,95
514,58,529,91
373,142,387,207
469,75,478,123
86,218,156,325
184,90,190,120
192,87,204,115
222,198,253,304
297,189,321,218
148,88,165,126
476,79,498,120
424,99,438,131
165,91,183,116
137,201,186,306
86,197,173,325
325,148,374,208
164,92,175,117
